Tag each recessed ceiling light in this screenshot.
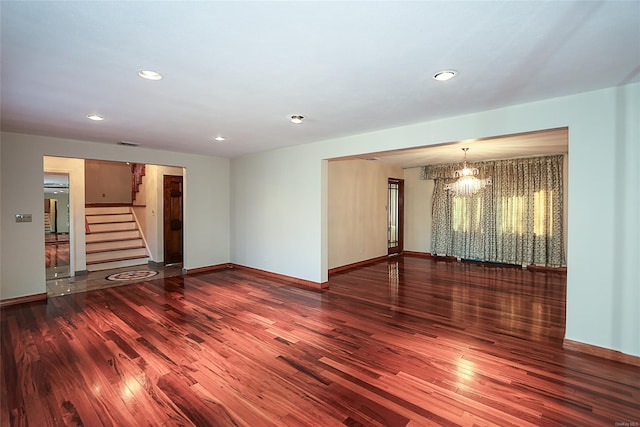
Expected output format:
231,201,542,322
290,115,304,124
138,70,162,80
86,114,104,121
214,136,227,142
433,70,457,81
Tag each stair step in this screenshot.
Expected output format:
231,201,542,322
87,247,148,263
85,205,148,272
86,238,144,251
87,214,134,223
86,244,145,255
89,220,135,225
86,257,149,272
87,255,148,266
86,206,131,215
88,222,137,232
86,230,140,242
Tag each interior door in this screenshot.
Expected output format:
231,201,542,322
163,175,184,265
387,178,404,255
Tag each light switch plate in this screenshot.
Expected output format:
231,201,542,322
15,214,32,223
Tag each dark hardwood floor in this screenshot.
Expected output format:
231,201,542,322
2,256,639,426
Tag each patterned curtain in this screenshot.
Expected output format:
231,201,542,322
423,155,565,267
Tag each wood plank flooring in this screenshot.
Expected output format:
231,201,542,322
2,256,639,426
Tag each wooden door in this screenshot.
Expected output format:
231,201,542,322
163,175,183,265
387,178,404,255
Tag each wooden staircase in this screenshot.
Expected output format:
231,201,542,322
85,206,149,272
44,212,53,234
131,163,145,203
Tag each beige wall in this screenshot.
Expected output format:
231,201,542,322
403,167,433,253
85,159,131,204
328,159,403,269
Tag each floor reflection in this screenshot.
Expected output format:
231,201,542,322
388,260,399,308
45,234,70,280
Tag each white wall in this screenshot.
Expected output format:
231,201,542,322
609,84,639,358
403,167,433,253
231,83,640,357
0,138,2,284
328,159,403,269
231,146,326,282
1,133,230,300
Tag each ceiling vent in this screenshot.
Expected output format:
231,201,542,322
118,141,140,147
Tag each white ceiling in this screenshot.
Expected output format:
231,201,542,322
1,2,638,166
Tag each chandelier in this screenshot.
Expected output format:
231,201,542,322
444,148,492,197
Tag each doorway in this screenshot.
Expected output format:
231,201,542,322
387,178,404,256
44,173,71,279
163,175,184,265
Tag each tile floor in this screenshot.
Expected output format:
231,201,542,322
46,263,185,297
